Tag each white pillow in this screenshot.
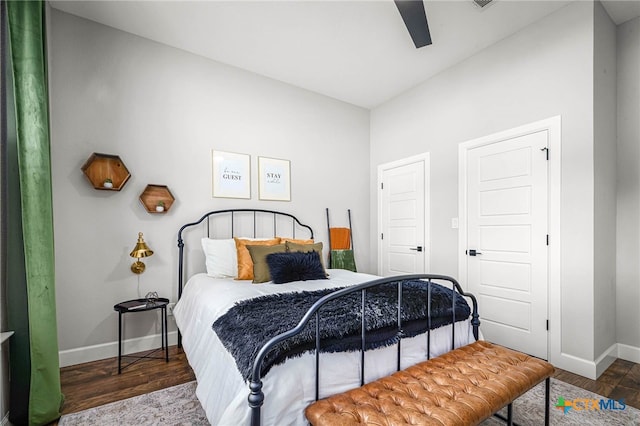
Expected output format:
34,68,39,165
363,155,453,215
201,238,237,278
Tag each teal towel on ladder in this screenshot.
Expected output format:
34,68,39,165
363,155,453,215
330,249,357,272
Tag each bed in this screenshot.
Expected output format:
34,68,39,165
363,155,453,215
173,209,480,426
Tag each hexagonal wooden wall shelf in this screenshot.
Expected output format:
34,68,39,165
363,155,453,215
81,153,131,191
139,184,175,214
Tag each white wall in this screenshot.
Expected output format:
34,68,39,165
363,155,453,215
616,15,640,360
370,1,597,369
49,10,370,364
48,1,640,374
593,1,617,368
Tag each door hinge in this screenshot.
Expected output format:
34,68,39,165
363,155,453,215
381,182,384,190
546,320,549,331
381,233,384,240
546,234,549,246
541,147,549,160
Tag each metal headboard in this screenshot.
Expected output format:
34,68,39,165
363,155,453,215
176,208,314,302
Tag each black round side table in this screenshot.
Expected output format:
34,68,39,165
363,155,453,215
113,297,169,374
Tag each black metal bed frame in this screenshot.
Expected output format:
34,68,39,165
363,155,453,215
176,209,314,347
175,209,492,426
247,273,481,426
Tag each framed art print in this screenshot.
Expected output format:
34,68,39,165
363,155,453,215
258,156,291,201
212,150,251,199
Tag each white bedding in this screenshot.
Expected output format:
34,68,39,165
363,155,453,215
174,270,476,426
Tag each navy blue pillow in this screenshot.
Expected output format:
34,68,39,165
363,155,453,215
266,251,328,284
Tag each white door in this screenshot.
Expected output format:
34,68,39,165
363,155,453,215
464,131,548,359
378,154,429,277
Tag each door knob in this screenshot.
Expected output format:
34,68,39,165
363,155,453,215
467,249,482,256
410,246,423,252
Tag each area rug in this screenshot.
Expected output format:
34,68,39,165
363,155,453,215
58,381,206,426
58,379,640,425
482,380,639,426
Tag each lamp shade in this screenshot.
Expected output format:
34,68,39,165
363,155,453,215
130,232,153,274
130,232,153,259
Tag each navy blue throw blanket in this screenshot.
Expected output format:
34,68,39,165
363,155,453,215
212,280,470,380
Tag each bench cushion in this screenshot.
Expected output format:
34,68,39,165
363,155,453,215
305,341,554,426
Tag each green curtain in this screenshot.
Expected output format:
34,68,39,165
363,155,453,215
3,10,30,423
5,1,62,424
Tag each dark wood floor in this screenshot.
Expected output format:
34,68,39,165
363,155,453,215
553,358,640,409
52,346,640,423
55,346,195,420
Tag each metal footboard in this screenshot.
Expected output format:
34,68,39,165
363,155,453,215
247,273,480,426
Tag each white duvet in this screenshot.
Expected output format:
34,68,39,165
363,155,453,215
174,270,476,426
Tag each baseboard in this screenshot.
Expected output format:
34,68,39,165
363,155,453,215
617,343,640,363
59,331,178,367
595,343,618,378
552,351,598,380
552,343,640,380
59,334,640,372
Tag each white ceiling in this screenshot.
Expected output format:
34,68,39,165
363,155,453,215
50,0,640,109
602,0,640,24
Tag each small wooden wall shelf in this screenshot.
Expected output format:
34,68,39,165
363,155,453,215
81,153,131,191
139,184,175,214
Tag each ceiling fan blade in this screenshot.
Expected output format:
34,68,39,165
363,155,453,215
394,0,432,48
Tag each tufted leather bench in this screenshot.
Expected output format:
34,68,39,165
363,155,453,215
305,341,554,426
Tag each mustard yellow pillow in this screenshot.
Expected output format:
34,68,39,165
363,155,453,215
234,237,281,280
279,237,314,244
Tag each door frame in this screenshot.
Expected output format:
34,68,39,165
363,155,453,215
377,152,430,276
457,116,561,363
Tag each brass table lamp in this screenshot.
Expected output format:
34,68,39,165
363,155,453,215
130,232,153,274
